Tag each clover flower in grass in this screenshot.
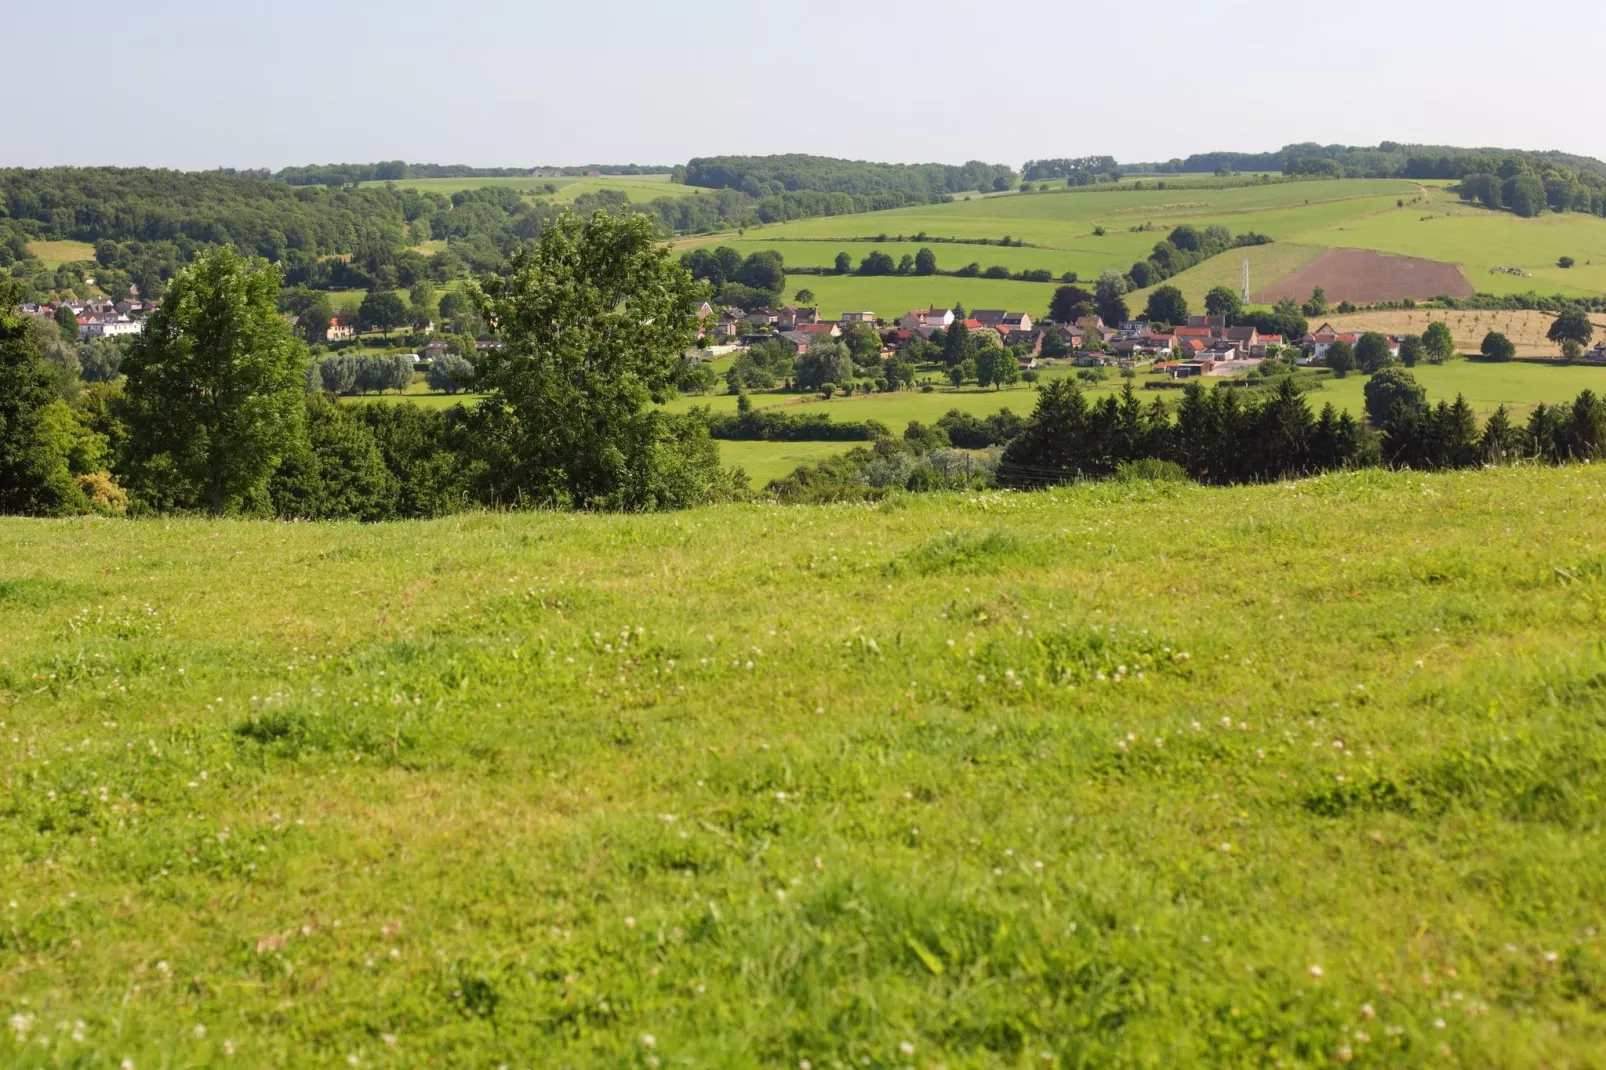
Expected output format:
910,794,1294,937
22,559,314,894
899,1041,915,1057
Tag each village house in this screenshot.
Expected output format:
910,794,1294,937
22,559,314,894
1301,324,1363,362
839,310,876,325
423,340,450,361
776,306,820,329
325,318,355,343
1225,326,1260,353
899,307,955,331
1582,342,1606,364
80,318,143,340
789,322,841,341
745,308,779,328
777,330,818,353
1073,315,1107,340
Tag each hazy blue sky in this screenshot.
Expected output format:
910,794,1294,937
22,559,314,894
11,0,1604,170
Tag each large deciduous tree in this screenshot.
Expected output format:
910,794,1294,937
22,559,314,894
1363,366,1426,427
1204,285,1243,323
1480,331,1516,362
1422,321,1455,363
1094,271,1129,327
1143,285,1189,327
470,210,730,509
1354,331,1394,373
121,246,310,514
1,287,85,515
1548,308,1594,350
359,290,408,334
1324,340,1355,377
1048,285,1096,324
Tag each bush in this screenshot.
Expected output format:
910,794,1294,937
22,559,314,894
1559,256,1575,269
1114,459,1189,483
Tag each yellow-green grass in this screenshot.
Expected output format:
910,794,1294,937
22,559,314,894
412,240,446,256
5,466,1606,1063
368,174,699,203
321,289,367,309
687,237,1144,283
1308,359,1606,419
740,179,1421,246
1294,199,1606,297
1128,242,1328,309
783,272,1061,319
715,439,856,483
544,176,702,203
26,239,97,267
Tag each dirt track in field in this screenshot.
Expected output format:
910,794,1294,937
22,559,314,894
1255,248,1474,304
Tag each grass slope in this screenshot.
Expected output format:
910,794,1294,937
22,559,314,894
26,240,97,267
683,178,1606,316
3,468,1606,1065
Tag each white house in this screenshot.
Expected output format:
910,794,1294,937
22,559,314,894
79,318,143,340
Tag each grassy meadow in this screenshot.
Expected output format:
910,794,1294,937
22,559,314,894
672,177,1606,317
360,356,1606,483
26,240,97,268
367,174,701,203
4,466,1606,1065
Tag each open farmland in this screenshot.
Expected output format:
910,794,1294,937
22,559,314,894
1254,249,1474,304
676,176,1606,317
1314,308,1606,357
5,466,1606,1064
367,174,702,202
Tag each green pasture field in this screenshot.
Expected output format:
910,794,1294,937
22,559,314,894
694,358,1606,483
546,176,702,203
26,240,97,267
688,238,1143,284
4,465,1606,1065
782,272,1062,319
1126,241,1328,309
367,174,698,203
1294,196,1606,298
676,176,1606,319
365,175,584,197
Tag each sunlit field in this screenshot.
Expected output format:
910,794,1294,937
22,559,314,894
4,465,1606,1065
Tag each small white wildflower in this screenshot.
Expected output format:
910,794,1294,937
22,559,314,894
1308,964,1323,978
899,1041,915,1057
624,916,636,929
640,1033,657,1049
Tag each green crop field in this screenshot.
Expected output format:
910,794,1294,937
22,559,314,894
781,272,1063,319
673,177,1606,320
4,465,1606,1065
26,240,97,267
368,174,700,203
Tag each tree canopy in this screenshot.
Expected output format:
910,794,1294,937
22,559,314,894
470,210,728,509
122,247,310,514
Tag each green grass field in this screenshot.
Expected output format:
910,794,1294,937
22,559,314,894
367,174,700,203
4,465,1606,1065
674,177,1606,318
370,357,1606,485
26,240,97,268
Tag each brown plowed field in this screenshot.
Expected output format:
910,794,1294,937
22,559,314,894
1255,248,1474,304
